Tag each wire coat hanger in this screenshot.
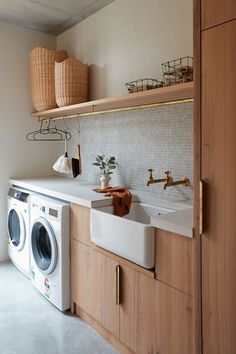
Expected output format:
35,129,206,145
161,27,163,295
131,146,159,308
26,119,72,142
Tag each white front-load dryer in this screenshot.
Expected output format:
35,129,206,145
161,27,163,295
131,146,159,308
7,187,32,278
30,194,70,311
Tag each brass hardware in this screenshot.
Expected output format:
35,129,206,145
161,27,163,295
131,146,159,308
147,169,190,189
199,180,203,234
35,98,193,121
164,170,173,184
163,171,190,189
37,114,79,122
116,265,120,305
147,168,167,186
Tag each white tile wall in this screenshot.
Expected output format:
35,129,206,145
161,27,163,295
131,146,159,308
56,101,194,200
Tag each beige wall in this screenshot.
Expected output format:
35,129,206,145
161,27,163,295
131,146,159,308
57,0,193,100
0,22,58,261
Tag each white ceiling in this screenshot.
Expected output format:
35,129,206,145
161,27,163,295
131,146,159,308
0,0,114,35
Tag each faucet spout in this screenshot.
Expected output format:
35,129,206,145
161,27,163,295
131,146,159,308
164,177,190,189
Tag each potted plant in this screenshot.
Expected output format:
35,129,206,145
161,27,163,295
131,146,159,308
93,154,117,189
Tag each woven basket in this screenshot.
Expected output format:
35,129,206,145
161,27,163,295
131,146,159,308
55,57,88,107
30,47,68,111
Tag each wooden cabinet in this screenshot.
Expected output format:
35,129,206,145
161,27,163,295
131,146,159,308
155,230,193,295
90,248,120,338
72,240,90,313
201,20,236,354
71,204,90,245
72,240,119,338
201,0,236,30
119,266,193,354
71,206,194,354
137,274,193,354
119,264,138,353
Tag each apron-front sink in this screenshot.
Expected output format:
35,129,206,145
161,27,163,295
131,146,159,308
90,202,174,269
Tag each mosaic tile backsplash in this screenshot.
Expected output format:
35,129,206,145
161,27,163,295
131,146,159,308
56,101,194,200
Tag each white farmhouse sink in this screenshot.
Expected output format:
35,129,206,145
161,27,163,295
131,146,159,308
90,202,174,269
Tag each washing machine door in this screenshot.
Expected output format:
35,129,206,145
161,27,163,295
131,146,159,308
31,217,58,275
8,207,26,251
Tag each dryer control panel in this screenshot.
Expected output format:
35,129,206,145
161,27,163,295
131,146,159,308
8,188,29,203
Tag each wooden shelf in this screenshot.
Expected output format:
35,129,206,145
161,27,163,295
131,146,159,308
31,82,194,120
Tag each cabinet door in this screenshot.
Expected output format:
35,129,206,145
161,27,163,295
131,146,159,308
72,240,91,313
201,0,236,30
119,264,138,352
155,230,193,295
201,21,236,354
136,273,159,354
71,204,90,245
136,274,193,354
156,281,193,354
90,248,120,338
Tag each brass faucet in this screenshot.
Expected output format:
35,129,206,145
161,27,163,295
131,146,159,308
163,171,190,189
147,169,190,189
146,169,167,186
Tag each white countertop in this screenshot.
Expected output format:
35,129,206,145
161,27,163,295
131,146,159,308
10,176,113,208
10,176,193,238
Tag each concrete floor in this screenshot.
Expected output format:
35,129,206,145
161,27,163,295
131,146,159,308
0,262,119,354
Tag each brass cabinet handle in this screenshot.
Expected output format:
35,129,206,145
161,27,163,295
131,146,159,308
199,180,203,234
115,265,120,305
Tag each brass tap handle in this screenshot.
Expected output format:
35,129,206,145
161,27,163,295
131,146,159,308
164,170,171,177
148,168,154,179
164,171,172,182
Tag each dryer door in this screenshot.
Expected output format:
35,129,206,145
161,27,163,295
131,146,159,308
31,217,58,275
8,207,26,251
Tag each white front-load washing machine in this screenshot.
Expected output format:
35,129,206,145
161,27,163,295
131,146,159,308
7,187,31,278
30,194,70,311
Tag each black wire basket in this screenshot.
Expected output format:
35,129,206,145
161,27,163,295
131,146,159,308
125,78,164,94
162,56,193,86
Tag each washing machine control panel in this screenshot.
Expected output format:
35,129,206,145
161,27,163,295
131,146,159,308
8,188,29,203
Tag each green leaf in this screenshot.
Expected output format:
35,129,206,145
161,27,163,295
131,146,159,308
110,165,116,169
110,156,116,160
97,155,104,160
108,171,113,174
93,162,100,166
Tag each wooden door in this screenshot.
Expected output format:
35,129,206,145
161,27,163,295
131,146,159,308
201,0,236,30
136,274,193,354
155,229,193,295
201,20,236,353
136,273,159,354
90,248,120,338
72,240,91,313
156,281,193,354
119,263,138,353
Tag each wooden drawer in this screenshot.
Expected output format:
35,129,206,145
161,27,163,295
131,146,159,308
71,203,90,245
155,229,193,295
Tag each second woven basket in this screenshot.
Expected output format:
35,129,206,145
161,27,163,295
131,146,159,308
55,58,88,107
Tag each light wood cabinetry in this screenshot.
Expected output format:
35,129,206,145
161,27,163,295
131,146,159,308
119,264,137,353
201,0,236,30
195,0,236,352
72,240,90,313
71,205,194,354
155,230,193,295
72,240,119,338
91,248,120,338
201,20,236,354
71,204,90,245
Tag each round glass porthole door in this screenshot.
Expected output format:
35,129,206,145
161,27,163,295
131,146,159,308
8,208,25,251
31,217,58,275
